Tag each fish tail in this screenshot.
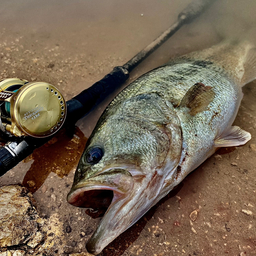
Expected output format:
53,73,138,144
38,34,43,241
214,25,256,87
217,40,256,87
240,41,256,86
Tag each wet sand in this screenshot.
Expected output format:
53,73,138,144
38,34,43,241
0,0,256,255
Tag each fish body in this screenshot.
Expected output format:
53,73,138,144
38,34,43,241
67,41,255,254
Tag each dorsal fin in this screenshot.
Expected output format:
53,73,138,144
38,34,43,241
179,82,215,116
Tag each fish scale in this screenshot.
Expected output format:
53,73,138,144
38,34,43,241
67,40,256,254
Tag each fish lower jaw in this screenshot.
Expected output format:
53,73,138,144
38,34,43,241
67,184,132,255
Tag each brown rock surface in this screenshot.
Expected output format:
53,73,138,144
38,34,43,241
0,185,40,248
0,185,65,255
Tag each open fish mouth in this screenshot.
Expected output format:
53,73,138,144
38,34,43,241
67,168,134,210
67,168,134,217
67,188,114,213
67,168,141,254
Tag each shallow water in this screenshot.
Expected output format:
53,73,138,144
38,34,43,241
0,0,256,255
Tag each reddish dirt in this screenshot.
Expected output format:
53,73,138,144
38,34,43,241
0,0,256,255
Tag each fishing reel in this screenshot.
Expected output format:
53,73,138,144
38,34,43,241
0,78,67,140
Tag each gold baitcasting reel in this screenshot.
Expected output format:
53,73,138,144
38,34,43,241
0,78,67,138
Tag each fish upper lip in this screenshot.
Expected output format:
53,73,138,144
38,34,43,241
89,164,145,178
67,168,134,205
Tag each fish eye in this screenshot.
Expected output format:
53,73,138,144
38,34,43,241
86,147,104,165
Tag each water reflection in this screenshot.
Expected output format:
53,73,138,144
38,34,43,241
22,127,87,193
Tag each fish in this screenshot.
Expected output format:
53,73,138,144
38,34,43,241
67,40,256,255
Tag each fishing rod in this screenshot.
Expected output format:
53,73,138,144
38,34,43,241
0,0,216,176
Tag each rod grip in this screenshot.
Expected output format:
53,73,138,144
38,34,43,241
67,66,129,123
0,146,16,175
0,140,39,177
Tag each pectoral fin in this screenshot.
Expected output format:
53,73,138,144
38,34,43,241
179,82,215,116
214,126,251,147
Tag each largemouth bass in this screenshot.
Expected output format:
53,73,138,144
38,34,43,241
67,41,256,254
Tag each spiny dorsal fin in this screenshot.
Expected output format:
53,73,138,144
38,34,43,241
214,126,251,147
179,82,215,116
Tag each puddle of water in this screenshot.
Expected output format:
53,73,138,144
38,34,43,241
22,127,87,193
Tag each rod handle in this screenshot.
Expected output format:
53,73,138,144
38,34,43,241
67,66,129,123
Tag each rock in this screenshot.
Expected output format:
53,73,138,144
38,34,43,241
27,180,36,188
0,250,25,256
0,185,40,247
39,213,65,254
249,144,256,152
241,209,253,216
189,209,199,222
191,227,197,234
65,224,72,233
0,185,65,255
69,253,94,256
214,154,222,160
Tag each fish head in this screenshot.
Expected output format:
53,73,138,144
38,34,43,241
67,96,182,254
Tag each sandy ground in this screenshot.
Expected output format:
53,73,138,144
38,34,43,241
0,0,256,255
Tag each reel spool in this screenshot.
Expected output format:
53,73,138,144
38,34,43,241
0,78,66,138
